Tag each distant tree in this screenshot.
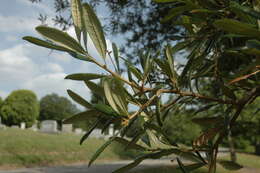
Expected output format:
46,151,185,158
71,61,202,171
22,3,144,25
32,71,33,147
39,93,79,124
0,90,39,127
0,97,3,119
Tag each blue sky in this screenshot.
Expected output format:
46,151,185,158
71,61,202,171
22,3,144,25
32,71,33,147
0,0,117,102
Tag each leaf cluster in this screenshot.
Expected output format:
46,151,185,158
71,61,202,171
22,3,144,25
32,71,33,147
23,0,260,172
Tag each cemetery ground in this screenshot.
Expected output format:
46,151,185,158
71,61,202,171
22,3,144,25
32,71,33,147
0,128,139,169
0,128,260,173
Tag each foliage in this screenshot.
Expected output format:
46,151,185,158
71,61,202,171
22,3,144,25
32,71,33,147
28,0,181,61
0,90,39,127
24,0,260,173
39,93,79,124
0,97,3,118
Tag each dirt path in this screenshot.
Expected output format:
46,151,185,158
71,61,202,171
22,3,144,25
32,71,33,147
0,160,172,173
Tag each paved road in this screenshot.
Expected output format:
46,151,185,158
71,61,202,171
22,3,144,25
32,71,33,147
0,160,173,173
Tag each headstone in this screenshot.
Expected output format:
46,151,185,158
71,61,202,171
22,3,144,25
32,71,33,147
30,124,38,131
11,125,19,129
20,122,26,130
108,124,114,136
40,120,58,133
74,128,83,135
62,124,73,133
90,129,103,138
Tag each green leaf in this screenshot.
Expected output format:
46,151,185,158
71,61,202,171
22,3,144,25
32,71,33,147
114,137,147,151
113,149,180,173
128,65,143,81
82,3,107,59
35,25,85,54
71,0,84,42
23,36,73,52
84,81,104,97
213,19,260,39
218,161,243,170
246,39,260,50
65,73,106,81
162,5,194,22
63,110,100,124
177,158,189,173
230,1,260,20
112,157,143,173
92,103,123,117
112,42,120,72
69,52,94,62
80,119,100,145
88,136,115,167
103,79,120,114
67,89,92,109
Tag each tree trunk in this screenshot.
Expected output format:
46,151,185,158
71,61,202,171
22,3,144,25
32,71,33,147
255,141,260,155
228,130,237,162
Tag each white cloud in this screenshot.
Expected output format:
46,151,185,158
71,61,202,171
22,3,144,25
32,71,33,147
23,72,90,100
52,52,72,64
0,15,40,32
47,63,63,73
0,44,37,83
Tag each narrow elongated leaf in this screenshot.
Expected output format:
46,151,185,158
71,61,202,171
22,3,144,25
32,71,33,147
63,110,100,124
65,73,106,81
69,52,94,62
93,103,125,118
103,79,120,114
84,81,104,97
230,1,260,20
23,36,72,52
82,3,107,59
213,19,260,39
80,119,100,145
36,26,85,54
67,89,92,109
88,137,115,167
112,42,120,71
113,149,180,173
162,5,194,22
71,0,84,42
177,158,189,173
114,137,147,151
112,157,143,173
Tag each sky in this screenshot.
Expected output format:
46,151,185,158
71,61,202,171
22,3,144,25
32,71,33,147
0,0,116,104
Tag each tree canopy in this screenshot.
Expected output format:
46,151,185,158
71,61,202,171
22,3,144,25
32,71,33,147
24,0,260,172
0,90,39,127
39,93,79,123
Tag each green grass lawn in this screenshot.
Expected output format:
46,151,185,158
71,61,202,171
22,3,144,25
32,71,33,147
131,153,260,173
0,128,135,168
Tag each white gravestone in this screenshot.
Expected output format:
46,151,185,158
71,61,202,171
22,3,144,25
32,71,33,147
74,128,83,135
40,120,58,133
62,124,73,133
11,125,19,129
20,122,26,129
90,129,103,138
